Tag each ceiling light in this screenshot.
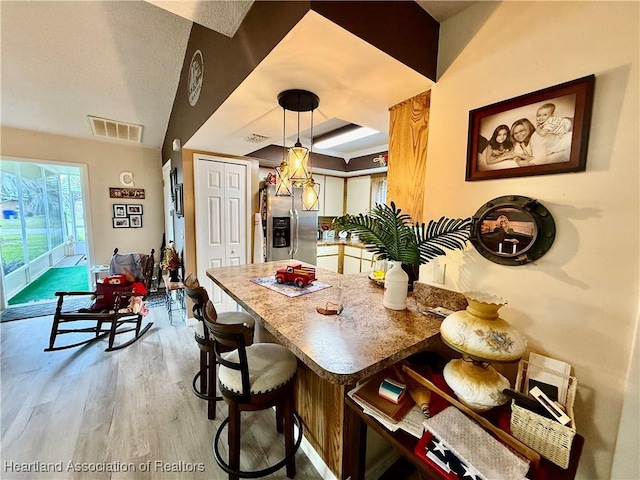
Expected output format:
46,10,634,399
313,125,379,150
277,90,321,210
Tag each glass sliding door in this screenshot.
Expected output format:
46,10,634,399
1,159,87,305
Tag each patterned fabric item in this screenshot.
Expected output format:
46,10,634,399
423,406,529,480
414,431,480,479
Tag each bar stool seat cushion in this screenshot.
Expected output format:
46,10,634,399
219,344,297,395
193,312,255,340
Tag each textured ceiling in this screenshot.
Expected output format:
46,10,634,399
0,1,474,153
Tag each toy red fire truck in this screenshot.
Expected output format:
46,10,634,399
275,264,316,287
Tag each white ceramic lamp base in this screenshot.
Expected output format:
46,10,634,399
443,358,510,413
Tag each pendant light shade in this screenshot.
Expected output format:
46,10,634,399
287,141,309,186
302,177,320,211
275,160,291,196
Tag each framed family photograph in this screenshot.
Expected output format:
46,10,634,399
113,204,127,218
113,217,130,228
129,214,142,228
466,74,595,181
127,204,143,215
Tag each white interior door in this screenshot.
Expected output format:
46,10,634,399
194,156,249,312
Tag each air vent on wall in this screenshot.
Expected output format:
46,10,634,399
88,116,143,143
244,133,270,144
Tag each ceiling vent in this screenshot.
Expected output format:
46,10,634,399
88,116,143,143
244,133,270,144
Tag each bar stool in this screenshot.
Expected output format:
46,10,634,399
203,300,303,480
183,273,255,420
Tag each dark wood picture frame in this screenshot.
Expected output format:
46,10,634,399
466,75,595,181
126,204,143,215
174,184,184,217
113,217,130,228
113,204,127,218
129,214,142,228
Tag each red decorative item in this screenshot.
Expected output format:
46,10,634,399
131,282,148,296
103,275,127,285
275,264,316,287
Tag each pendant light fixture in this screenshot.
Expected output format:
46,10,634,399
277,89,320,210
275,105,292,196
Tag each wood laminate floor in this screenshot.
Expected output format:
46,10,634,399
0,307,322,480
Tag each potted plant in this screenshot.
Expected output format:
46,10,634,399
332,202,471,287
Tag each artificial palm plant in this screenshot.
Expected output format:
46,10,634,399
333,202,471,275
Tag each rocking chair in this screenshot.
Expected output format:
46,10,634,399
45,248,155,352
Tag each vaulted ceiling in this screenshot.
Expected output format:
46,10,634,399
1,1,474,159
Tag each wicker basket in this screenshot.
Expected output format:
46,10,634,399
510,360,577,469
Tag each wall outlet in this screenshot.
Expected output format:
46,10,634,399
432,261,446,284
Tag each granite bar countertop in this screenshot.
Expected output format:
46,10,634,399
206,260,443,385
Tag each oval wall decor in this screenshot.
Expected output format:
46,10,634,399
188,50,204,107
470,195,556,266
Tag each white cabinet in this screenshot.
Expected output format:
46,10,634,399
317,255,339,272
317,245,339,273
343,247,362,275
323,176,344,217
360,249,374,273
346,176,371,215
343,245,374,274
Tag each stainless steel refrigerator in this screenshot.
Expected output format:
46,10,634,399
264,185,318,265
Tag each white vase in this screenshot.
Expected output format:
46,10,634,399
383,261,408,310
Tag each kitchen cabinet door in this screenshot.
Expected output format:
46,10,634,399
323,176,344,217
346,176,371,215
343,255,361,275
316,255,339,272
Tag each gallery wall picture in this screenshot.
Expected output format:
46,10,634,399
127,204,143,215
109,187,145,199
113,204,127,218
112,203,144,228
466,74,595,181
113,217,130,228
129,215,142,228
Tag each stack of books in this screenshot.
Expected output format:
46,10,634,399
350,369,414,423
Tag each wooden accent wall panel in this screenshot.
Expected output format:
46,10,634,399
387,91,431,222
294,361,347,477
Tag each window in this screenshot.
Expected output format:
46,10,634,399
370,173,387,207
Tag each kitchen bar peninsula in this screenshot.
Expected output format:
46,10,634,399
207,261,442,479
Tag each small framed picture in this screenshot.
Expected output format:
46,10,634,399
174,184,184,217
127,204,143,215
129,214,142,228
113,204,127,218
466,74,595,181
113,217,130,228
